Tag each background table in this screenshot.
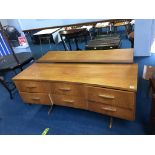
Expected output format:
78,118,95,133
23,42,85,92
33,28,60,54
59,28,90,51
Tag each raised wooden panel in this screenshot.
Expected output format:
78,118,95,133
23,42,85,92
15,81,51,93
52,82,85,97
53,94,87,109
20,92,52,105
87,86,135,110
37,49,134,63
88,101,135,120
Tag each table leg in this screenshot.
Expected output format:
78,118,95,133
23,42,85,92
48,105,53,116
48,94,54,115
67,38,72,51
74,38,80,50
125,25,128,38
109,117,113,128
60,36,68,51
48,37,52,49
39,37,43,55
109,24,112,34
89,32,93,40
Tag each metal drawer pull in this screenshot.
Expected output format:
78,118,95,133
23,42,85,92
32,98,40,100
59,88,71,91
98,94,114,99
101,107,116,112
63,100,74,103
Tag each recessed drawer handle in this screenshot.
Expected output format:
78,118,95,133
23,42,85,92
63,100,74,103
98,94,114,99
59,88,71,91
26,86,37,89
32,98,40,100
101,107,116,112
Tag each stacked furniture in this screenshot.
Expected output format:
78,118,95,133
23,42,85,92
13,49,138,128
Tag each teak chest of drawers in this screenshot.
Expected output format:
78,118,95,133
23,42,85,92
13,62,138,122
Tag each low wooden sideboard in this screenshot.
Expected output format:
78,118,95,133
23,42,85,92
13,57,138,127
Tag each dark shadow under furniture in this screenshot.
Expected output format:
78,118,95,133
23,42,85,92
0,52,34,99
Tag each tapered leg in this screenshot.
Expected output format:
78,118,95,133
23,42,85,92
74,38,80,50
109,117,113,128
48,94,54,115
67,38,72,51
60,36,67,51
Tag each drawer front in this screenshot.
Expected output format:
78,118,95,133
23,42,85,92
87,86,135,109
53,82,85,97
88,101,135,120
53,94,87,109
15,81,51,93
20,92,52,105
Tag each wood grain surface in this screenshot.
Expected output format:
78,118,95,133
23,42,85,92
13,63,138,92
37,49,134,63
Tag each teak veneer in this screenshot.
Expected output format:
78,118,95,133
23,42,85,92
13,62,138,121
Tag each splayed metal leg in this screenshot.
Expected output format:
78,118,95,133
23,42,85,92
109,117,113,128
48,94,54,115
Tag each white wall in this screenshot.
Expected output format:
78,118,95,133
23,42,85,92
18,19,100,30
150,20,155,53
134,19,152,56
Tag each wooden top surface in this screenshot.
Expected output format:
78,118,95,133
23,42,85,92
37,49,134,63
13,63,138,92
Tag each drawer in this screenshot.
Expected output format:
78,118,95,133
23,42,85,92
86,86,135,109
53,82,85,97
15,81,51,93
20,92,52,105
88,101,135,120
53,94,87,109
